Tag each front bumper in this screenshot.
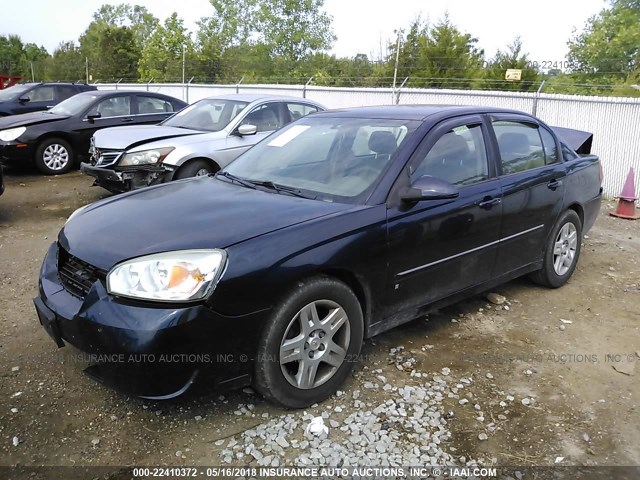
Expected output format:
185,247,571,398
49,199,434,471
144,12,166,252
80,162,170,193
35,242,267,397
0,141,34,164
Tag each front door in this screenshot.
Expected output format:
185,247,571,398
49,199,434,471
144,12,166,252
385,115,502,317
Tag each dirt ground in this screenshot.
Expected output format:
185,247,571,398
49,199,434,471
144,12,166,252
0,168,638,476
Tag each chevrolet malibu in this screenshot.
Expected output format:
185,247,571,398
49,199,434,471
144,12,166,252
34,105,602,407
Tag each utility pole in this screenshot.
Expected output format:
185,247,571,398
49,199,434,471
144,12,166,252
30,62,34,82
85,57,89,84
182,44,186,101
392,31,402,102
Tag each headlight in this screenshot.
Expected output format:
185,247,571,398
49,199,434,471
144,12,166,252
107,249,226,302
65,204,91,225
119,147,174,166
0,127,26,142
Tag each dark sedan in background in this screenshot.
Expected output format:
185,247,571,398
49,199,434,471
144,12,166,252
34,105,602,407
0,90,187,174
0,82,97,117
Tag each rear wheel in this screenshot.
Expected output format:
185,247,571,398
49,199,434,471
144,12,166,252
35,138,74,175
530,210,582,288
253,276,364,408
175,160,216,180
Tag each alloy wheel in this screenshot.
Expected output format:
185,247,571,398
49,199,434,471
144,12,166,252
279,299,350,390
553,222,578,276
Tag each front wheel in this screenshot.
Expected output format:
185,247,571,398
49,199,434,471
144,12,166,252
35,138,74,175
530,210,582,288
253,276,364,408
175,160,216,180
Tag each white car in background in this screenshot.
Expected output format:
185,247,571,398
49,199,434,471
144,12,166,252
81,94,325,193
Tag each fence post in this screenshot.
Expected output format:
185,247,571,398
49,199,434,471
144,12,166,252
115,78,123,90
236,76,244,94
303,77,314,98
396,77,409,104
146,78,154,91
186,77,195,103
532,80,546,116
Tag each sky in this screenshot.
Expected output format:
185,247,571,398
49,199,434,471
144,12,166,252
0,0,608,62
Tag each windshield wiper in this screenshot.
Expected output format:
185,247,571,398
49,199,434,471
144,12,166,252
248,180,317,200
215,171,258,189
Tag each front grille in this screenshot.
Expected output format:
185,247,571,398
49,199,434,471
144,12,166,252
91,148,122,167
58,247,106,298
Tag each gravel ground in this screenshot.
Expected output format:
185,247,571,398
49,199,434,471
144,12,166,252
0,169,639,478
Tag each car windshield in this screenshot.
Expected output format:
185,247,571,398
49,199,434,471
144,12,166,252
0,84,31,101
50,93,99,116
161,99,249,132
224,116,418,203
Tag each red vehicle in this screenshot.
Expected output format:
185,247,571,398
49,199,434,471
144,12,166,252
0,75,21,90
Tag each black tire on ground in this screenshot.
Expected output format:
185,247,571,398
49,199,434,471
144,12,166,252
35,137,74,175
175,159,216,180
253,276,364,408
530,209,582,288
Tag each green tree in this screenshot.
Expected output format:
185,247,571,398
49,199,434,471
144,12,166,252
567,0,640,81
139,13,194,81
46,41,85,82
387,15,485,88
89,4,160,51
256,0,335,65
483,37,539,91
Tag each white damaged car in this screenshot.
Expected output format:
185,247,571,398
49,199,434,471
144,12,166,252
81,94,325,193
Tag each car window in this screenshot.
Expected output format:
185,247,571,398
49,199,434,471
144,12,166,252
138,96,175,114
95,96,131,117
162,99,248,132
0,84,30,101
57,85,78,101
539,127,558,165
225,117,418,201
287,103,319,121
493,121,545,174
242,104,283,132
412,124,489,186
29,86,55,102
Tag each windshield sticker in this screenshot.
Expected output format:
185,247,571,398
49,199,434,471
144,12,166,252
268,125,310,147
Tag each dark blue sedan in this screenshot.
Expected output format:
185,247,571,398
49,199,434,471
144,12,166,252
34,105,602,407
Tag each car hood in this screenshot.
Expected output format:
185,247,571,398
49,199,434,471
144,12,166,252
0,111,68,129
59,176,353,271
93,125,205,150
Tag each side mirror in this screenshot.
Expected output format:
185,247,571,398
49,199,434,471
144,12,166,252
236,124,257,136
86,111,101,123
400,175,459,202
18,95,30,103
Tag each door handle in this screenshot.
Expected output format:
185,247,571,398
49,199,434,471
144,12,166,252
478,197,501,209
547,179,563,190
122,117,134,123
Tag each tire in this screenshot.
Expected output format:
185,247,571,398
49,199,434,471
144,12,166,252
530,210,582,288
35,137,74,175
253,276,364,408
175,160,216,180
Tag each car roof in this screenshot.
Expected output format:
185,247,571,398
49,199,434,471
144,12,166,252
202,93,323,104
18,82,93,87
314,104,533,120
76,89,176,98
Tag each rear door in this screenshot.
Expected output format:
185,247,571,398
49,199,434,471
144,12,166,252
134,95,179,125
385,115,503,315
489,115,565,276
